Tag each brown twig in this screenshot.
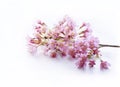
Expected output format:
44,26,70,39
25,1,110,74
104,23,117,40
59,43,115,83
99,44,120,48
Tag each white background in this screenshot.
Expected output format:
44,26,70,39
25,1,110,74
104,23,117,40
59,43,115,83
0,0,120,87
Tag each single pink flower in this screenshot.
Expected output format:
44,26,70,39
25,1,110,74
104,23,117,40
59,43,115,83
80,23,90,29
100,60,110,70
50,51,57,58
30,38,41,44
77,57,87,69
68,48,76,58
89,60,96,68
60,52,66,57
37,20,45,25
28,44,38,54
35,20,47,34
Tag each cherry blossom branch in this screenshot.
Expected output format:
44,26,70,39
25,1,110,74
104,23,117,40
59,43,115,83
27,16,118,70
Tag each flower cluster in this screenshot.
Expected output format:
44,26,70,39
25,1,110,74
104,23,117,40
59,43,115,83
27,16,110,70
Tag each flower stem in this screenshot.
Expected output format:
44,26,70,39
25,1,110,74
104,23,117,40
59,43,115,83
99,44,120,48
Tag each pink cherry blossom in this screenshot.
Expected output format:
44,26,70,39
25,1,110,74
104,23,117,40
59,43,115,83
28,44,38,54
89,60,96,68
68,48,76,58
27,16,112,71
77,57,87,69
50,51,57,58
100,60,110,70
60,52,66,57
